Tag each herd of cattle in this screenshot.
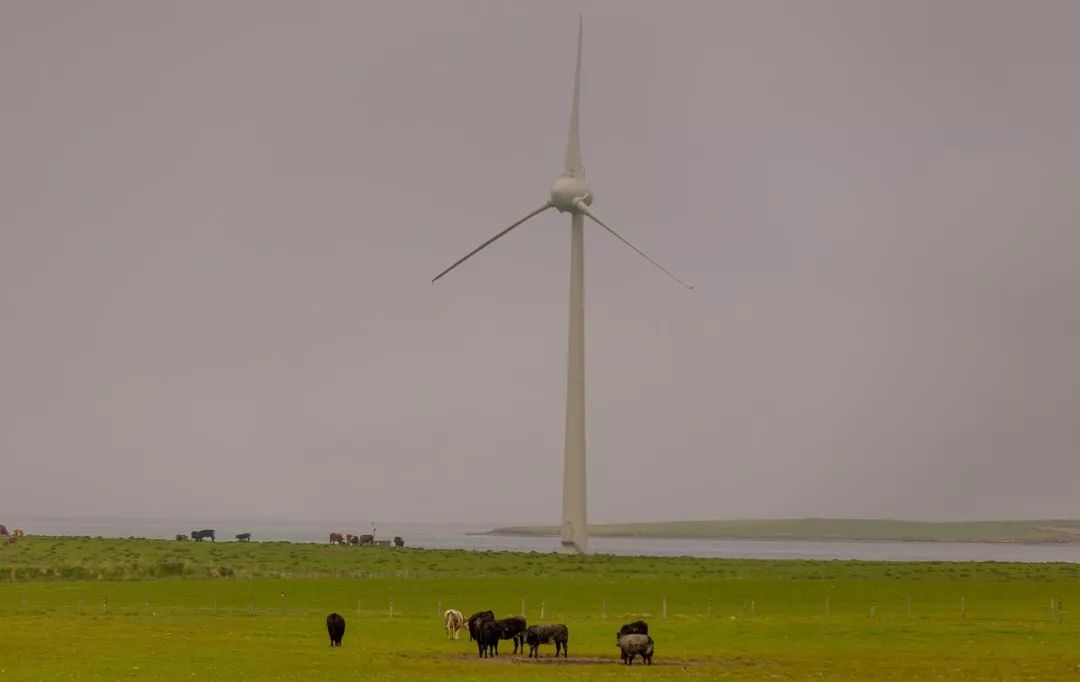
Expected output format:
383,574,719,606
170,530,406,546
0,525,25,546
328,532,405,547
323,608,656,665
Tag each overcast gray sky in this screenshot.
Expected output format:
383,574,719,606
2,1,1079,525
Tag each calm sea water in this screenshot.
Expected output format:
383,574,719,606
12,517,1080,562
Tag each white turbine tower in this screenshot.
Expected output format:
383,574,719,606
433,17,692,554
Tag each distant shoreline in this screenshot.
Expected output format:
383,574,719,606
479,518,1080,545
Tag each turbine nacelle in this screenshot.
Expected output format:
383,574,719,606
551,175,593,213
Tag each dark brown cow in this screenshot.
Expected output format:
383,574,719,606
326,612,346,646
525,623,569,658
329,532,345,545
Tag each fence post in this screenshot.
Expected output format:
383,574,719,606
249,598,255,615
280,592,286,614
707,599,713,618
869,601,876,619
540,601,545,620
389,600,394,619
102,597,108,615
751,600,756,617
825,597,830,617
662,597,667,619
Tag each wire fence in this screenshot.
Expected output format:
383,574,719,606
0,594,1071,624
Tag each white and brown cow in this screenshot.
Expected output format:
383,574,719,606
443,608,466,639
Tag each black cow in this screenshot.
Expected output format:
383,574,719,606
525,623,569,658
477,616,527,657
499,616,528,655
191,529,215,542
393,536,404,547
617,619,649,641
326,612,346,646
468,610,495,642
235,532,251,542
358,534,374,546
477,619,501,658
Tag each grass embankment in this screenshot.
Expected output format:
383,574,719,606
2,537,1080,680
488,518,1080,543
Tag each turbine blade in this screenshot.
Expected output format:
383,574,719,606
431,203,554,283
575,200,694,290
563,15,584,178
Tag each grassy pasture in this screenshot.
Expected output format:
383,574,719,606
2,537,1080,680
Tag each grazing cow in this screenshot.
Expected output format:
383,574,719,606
191,529,215,542
617,633,654,665
328,532,345,545
467,610,495,642
393,536,405,547
500,616,528,654
478,616,527,657
358,534,374,546
617,619,649,640
345,534,357,545
524,623,569,658
326,612,346,647
235,532,251,542
443,608,466,639
175,534,188,542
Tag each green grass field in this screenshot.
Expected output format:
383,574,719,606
488,518,1080,543
2,537,1080,680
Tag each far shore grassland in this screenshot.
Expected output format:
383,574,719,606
485,518,1080,544
2,536,1080,680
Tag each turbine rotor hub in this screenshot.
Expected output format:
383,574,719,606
551,175,593,213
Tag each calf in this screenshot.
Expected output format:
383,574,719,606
235,532,251,542
326,612,346,647
617,633,654,665
524,623,569,658
467,610,494,642
393,536,405,547
443,608,466,639
346,534,358,546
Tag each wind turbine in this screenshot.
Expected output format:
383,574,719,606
432,17,692,554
